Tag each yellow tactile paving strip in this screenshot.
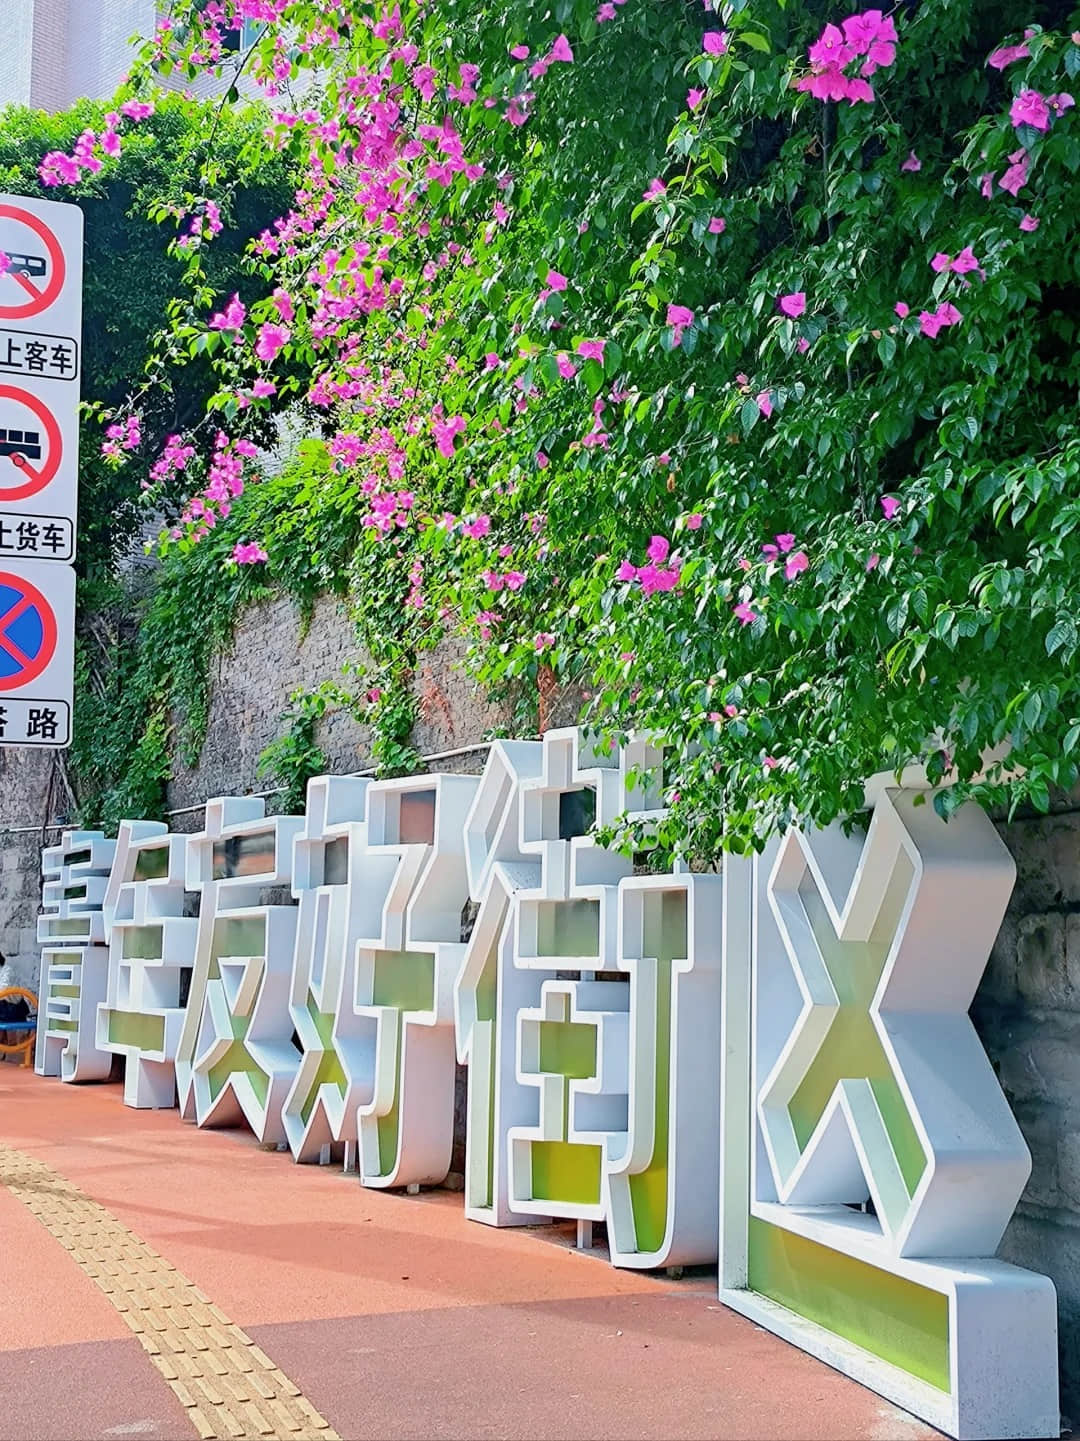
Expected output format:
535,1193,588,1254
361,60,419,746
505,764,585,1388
0,1146,340,1441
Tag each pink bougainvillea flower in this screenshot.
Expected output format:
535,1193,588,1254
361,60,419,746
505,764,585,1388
930,252,951,273
504,571,526,591
510,43,530,59
703,30,729,54
785,550,809,579
255,322,289,363
272,287,295,323
708,215,726,233
797,336,810,353
546,268,568,291
643,177,667,201
880,495,900,519
548,34,574,63
895,301,910,317
808,23,853,69
918,302,962,338
988,41,1031,69
1011,89,1051,130
616,560,639,581
555,352,577,378
536,450,550,468
900,150,921,172
733,601,758,625
687,87,706,110
775,533,796,553
866,553,880,572
950,245,981,275
756,390,774,419
1019,212,1040,231
232,542,267,565
646,534,671,563
534,632,556,652
667,303,694,345
763,755,781,771
576,339,605,362
433,414,467,457
778,291,806,318
210,293,246,331
998,148,1030,196
686,512,703,530
761,542,779,561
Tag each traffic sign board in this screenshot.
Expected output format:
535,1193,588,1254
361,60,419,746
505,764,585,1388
0,561,74,747
0,194,82,557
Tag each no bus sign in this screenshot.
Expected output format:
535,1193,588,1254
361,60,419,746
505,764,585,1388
0,193,83,749
0,193,83,563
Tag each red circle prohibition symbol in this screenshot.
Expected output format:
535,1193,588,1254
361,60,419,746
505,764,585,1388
0,205,66,321
0,384,63,502
0,570,58,691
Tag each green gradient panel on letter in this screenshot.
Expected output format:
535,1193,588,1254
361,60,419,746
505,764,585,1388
299,996,347,1124
748,1219,950,1392
538,1016,597,1079
790,856,926,1196
107,1010,166,1052
530,1139,603,1206
122,925,164,961
206,1011,269,1105
372,950,435,1012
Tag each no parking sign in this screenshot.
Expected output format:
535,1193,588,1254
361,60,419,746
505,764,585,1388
0,561,74,746
0,193,82,749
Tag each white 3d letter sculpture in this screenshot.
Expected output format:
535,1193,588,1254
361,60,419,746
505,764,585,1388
282,775,372,1162
458,729,724,1267
98,821,198,1109
35,830,116,1082
341,774,478,1188
176,798,304,1143
719,785,1059,1440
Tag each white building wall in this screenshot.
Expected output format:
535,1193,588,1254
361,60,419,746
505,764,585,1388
1,0,37,108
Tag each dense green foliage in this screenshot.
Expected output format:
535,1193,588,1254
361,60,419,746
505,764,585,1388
50,0,1080,852
0,93,293,577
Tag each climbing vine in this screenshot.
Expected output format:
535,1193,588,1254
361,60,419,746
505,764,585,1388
29,0,1080,852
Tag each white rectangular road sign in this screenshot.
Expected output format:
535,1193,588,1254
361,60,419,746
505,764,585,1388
0,559,75,748
0,193,83,562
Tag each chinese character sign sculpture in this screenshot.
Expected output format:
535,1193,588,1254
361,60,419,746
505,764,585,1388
34,829,116,1082
23,742,1062,1440
282,774,371,1163
98,820,198,1109
175,798,304,1144
459,729,725,1267
719,784,1059,1440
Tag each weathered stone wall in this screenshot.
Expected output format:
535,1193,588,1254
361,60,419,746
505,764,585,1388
0,748,56,990
166,590,510,816
973,805,1080,1417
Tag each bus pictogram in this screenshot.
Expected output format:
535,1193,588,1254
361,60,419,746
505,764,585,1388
0,205,66,321
0,385,62,502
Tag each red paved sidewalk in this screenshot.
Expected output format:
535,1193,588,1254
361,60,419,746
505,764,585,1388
0,1064,939,1441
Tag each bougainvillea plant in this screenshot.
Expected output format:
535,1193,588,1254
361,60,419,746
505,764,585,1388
38,0,1080,854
